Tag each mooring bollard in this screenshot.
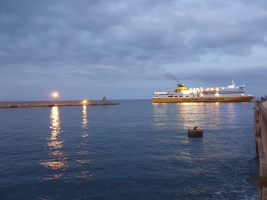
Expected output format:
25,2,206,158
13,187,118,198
188,126,203,138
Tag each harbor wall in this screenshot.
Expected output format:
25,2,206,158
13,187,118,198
254,101,267,199
0,100,118,108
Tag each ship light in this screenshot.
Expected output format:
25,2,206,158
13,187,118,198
183,90,190,95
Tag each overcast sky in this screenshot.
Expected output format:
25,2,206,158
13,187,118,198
0,0,267,100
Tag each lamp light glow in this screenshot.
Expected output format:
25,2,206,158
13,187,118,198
82,99,88,105
51,92,59,98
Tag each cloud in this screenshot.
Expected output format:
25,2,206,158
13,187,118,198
0,0,267,99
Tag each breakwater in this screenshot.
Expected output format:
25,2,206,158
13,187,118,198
0,100,118,108
254,101,267,199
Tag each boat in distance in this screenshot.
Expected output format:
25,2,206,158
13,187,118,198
152,81,254,103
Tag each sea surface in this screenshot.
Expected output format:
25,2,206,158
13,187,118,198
0,100,258,200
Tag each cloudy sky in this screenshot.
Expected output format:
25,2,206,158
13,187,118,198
0,0,267,100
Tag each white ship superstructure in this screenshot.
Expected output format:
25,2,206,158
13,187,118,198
152,81,254,103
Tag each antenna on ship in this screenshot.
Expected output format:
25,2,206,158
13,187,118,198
228,79,236,89
231,79,235,86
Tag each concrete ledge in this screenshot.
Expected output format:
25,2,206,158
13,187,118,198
260,101,267,119
255,101,267,199
262,187,267,200
258,139,264,159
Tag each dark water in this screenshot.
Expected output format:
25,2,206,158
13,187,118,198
0,100,258,200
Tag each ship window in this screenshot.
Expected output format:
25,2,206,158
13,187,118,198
168,96,173,97
185,95,189,97
179,95,183,97
174,96,178,97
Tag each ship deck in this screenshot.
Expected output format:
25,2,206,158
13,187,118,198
152,96,254,103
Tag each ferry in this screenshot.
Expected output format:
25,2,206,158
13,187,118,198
152,81,254,103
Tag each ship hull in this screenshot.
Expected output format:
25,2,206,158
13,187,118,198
152,96,254,103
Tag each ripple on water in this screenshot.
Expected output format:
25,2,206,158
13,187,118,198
0,101,258,199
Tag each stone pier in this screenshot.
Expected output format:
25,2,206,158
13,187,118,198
0,100,118,108
254,101,267,199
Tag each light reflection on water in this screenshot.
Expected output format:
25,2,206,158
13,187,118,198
40,106,92,181
82,105,88,138
152,102,239,176
152,103,171,128
152,102,236,130
76,105,93,180
177,102,221,129
225,103,237,124
41,106,67,179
